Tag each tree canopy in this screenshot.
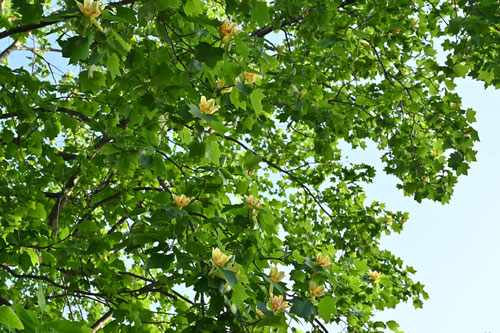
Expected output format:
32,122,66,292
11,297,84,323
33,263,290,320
0,0,498,332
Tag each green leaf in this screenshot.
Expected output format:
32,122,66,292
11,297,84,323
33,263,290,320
234,33,249,57
373,321,387,329
115,6,137,22
231,284,249,310
317,296,337,322
11,304,39,330
109,29,131,51
137,150,154,169
28,202,46,219
78,220,99,232
195,42,224,68
230,87,246,109
236,79,252,95
148,253,175,269
242,152,262,170
106,53,121,79
189,140,206,160
156,0,180,11
0,306,24,330
183,0,203,16
79,71,106,93
219,267,238,287
477,69,494,84
317,38,343,47
36,281,46,312
454,63,469,77
44,320,93,333
18,2,43,24
290,297,317,321
59,35,94,65
466,109,476,122
250,89,265,114
26,248,39,266
256,315,286,328
251,1,271,26
210,120,230,135
292,251,305,264
206,140,221,164
353,258,369,273
257,210,277,235
386,320,400,332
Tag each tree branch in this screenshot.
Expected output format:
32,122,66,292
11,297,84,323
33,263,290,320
12,46,62,52
251,0,355,38
74,192,122,233
0,39,20,61
91,309,114,332
47,118,129,231
0,264,101,296
252,16,304,38
0,21,59,40
1,107,91,123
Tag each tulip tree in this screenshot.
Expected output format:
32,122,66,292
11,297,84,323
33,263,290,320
0,0,497,332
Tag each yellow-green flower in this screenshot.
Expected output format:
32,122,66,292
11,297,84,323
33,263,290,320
309,281,325,297
217,79,232,94
75,0,105,32
199,96,220,115
172,194,191,209
245,195,261,210
316,253,332,269
220,19,240,40
369,270,381,281
212,247,231,266
243,70,263,84
270,293,289,313
269,266,285,282
245,195,262,221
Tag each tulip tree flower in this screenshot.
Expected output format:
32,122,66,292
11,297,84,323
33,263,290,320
217,79,232,94
270,293,289,314
212,248,231,266
172,194,191,209
220,19,240,41
369,270,382,281
276,45,286,54
316,253,333,268
75,0,105,32
269,266,285,283
245,195,262,222
245,195,261,211
199,96,220,115
309,281,325,297
243,70,263,84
